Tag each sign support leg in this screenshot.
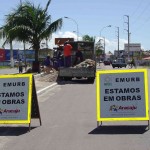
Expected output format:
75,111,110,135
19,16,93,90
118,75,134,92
39,117,42,126
97,121,99,127
148,120,149,130
29,123,31,132
97,121,102,128
100,121,102,126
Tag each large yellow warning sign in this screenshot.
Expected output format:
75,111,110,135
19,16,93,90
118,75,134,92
0,74,32,124
96,69,149,121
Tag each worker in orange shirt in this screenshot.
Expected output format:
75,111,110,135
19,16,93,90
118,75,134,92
63,42,72,67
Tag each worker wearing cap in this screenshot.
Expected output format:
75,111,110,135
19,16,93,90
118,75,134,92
63,42,72,67
44,55,53,73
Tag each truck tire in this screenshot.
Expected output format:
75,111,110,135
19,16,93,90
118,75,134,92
57,76,64,81
76,77,82,79
87,77,95,83
64,77,72,81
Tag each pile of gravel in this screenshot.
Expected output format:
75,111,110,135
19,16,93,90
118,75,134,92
73,59,96,68
37,70,58,82
25,67,58,82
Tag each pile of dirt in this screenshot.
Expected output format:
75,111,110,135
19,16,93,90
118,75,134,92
73,59,96,68
25,67,58,82
37,70,58,82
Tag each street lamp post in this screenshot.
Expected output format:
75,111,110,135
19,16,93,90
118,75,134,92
100,25,112,59
116,26,120,57
100,25,111,38
64,17,79,41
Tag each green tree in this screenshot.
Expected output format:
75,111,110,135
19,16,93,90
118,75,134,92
82,35,95,42
0,0,62,62
95,49,103,56
95,39,104,56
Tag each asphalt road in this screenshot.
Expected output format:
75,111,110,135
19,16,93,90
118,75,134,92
0,65,150,150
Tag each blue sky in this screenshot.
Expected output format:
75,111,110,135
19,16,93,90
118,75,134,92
0,0,150,53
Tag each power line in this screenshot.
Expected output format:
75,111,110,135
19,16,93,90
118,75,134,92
130,0,143,17
131,1,150,25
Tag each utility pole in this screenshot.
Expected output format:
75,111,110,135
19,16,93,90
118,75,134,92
124,15,130,60
116,27,119,57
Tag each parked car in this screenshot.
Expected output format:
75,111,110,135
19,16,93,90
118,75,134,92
103,60,111,65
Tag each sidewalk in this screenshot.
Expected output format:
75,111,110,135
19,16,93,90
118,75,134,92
0,68,57,94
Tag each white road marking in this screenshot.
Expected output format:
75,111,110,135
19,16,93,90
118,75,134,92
37,83,57,95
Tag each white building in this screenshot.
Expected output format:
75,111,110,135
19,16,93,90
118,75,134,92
124,43,141,56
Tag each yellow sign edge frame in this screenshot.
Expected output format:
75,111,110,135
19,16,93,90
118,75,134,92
0,74,33,124
96,69,149,121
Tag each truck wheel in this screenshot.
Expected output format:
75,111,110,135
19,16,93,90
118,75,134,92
87,77,95,83
64,77,72,81
57,76,64,81
76,77,82,79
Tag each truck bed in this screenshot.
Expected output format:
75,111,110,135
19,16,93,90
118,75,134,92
58,67,95,78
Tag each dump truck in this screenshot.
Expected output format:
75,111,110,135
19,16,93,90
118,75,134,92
58,41,96,82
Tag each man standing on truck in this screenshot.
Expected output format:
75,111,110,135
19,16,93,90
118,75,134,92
63,42,72,67
73,49,83,66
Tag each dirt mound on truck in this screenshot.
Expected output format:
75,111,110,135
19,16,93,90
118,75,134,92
73,59,96,68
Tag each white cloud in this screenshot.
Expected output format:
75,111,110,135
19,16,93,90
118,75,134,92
0,31,127,54
105,38,127,53
95,37,127,53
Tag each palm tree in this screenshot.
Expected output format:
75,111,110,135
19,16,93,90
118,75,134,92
82,35,95,42
1,0,62,63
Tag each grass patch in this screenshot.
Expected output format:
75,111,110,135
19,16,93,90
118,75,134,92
0,66,13,69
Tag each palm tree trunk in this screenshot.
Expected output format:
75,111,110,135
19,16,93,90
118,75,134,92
32,49,40,73
10,41,14,68
35,49,39,62
23,41,27,71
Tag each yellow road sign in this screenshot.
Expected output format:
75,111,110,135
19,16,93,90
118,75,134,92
96,69,149,121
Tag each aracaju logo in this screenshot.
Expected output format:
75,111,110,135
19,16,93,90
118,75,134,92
109,105,137,112
0,108,20,115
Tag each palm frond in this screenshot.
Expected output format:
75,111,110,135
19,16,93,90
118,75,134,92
44,0,51,13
